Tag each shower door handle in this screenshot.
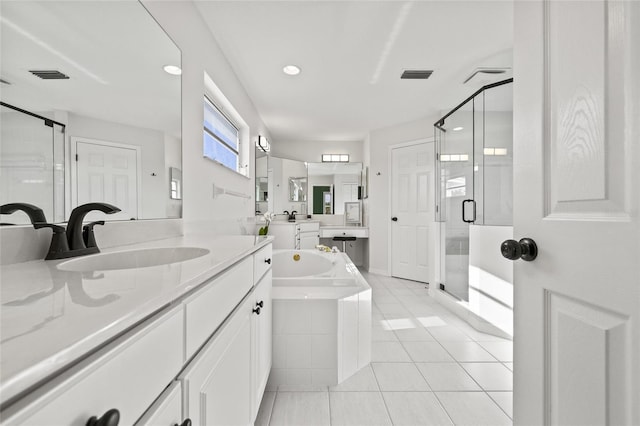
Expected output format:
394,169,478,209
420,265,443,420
462,199,476,223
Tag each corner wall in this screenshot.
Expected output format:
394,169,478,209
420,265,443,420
142,1,270,230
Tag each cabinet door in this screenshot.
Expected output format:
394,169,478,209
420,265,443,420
180,297,252,426
251,271,272,418
299,232,319,249
135,381,184,426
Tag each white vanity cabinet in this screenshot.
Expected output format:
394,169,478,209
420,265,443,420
0,308,184,426
1,242,273,426
270,221,319,249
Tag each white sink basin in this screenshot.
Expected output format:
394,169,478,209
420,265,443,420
57,247,210,272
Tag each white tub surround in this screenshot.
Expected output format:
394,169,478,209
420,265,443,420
0,234,273,425
270,249,371,387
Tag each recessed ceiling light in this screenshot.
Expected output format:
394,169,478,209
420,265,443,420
453,126,464,131
163,65,182,75
283,65,301,76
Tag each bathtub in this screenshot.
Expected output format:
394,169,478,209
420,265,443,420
269,249,372,387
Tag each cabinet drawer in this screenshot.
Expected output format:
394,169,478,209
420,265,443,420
2,308,183,426
253,244,272,284
184,257,253,359
320,228,368,238
135,381,182,426
298,222,319,232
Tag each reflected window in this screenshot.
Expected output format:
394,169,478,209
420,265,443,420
446,176,466,198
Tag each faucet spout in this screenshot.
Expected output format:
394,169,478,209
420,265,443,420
66,203,120,250
0,203,47,225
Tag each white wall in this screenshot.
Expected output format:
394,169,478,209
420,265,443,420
271,140,363,163
367,115,437,275
142,1,271,231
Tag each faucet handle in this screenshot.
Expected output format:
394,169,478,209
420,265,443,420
34,223,71,260
83,221,105,249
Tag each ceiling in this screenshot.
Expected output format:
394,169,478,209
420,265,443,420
195,1,513,143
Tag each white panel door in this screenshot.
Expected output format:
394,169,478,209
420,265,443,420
513,1,639,424
75,139,138,221
391,142,433,282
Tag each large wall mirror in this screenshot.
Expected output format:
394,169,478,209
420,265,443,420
0,1,181,224
307,162,362,215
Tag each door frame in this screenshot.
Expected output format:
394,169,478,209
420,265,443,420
387,137,433,279
69,136,142,215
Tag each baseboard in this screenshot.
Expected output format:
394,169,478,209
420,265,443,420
367,268,389,276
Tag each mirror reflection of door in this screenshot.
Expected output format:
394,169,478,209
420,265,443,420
312,186,331,214
323,191,332,214
73,138,140,221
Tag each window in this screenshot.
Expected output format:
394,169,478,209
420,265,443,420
203,96,240,172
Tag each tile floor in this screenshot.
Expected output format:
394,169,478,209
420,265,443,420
255,271,513,426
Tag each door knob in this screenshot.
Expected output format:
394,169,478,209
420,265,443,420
501,238,538,261
391,217,398,222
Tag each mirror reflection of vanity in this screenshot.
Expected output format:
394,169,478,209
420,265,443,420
0,1,181,225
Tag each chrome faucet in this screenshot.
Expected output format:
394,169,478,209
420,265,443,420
0,203,47,225
33,202,121,260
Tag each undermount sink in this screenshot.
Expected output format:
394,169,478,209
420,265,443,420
57,247,210,272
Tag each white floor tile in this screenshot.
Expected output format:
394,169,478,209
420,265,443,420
329,392,392,426
488,391,513,419
461,362,513,391
416,363,481,391
372,324,399,342
425,325,473,341
269,391,330,426
330,365,379,392
371,341,412,362
478,341,513,362
393,326,435,342
375,302,410,316
382,392,453,426
371,363,430,391
402,341,455,362
277,384,329,392
436,391,512,426
439,340,497,362
503,362,513,371
255,391,276,426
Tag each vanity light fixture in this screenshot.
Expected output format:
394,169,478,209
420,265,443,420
452,126,464,131
163,65,182,75
257,135,270,152
283,65,301,76
322,154,349,163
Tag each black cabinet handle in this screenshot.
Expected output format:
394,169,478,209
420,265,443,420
501,238,538,261
86,409,120,426
256,300,264,308
391,217,398,222
253,306,261,315
174,419,192,426
264,258,271,264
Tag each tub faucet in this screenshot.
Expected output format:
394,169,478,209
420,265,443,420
0,203,47,225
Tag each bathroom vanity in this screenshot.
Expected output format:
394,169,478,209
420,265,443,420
269,221,320,250
0,235,273,425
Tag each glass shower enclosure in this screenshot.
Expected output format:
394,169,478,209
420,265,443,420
434,79,513,301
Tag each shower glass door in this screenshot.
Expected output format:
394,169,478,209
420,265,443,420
436,99,475,301
435,79,513,302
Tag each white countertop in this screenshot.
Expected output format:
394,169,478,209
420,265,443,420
0,233,272,405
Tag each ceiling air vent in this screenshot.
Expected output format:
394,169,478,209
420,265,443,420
463,67,510,84
401,70,433,80
29,70,70,80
